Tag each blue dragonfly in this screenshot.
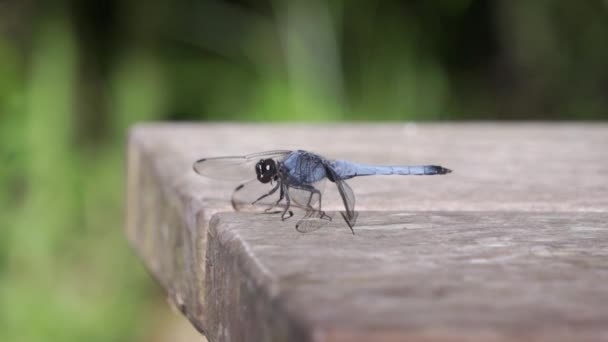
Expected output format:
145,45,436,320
193,150,451,234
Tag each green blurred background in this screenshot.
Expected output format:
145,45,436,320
0,1,606,341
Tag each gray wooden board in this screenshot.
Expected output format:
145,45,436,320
125,123,608,341
208,211,608,341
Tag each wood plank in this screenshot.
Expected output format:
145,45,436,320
125,123,608,341
208,211,608,341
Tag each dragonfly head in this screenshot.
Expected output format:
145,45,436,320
255,158,277,184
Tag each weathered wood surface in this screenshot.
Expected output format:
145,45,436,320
125,123,608,342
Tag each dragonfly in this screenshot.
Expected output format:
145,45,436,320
193,150,452,234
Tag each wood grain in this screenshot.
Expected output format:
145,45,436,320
125,123,608,341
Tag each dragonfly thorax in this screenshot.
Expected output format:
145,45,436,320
255,158,278,184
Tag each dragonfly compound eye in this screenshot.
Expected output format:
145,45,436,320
255,159,277,184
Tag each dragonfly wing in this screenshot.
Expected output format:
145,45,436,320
194,157,256,181
286,180,333,233
286,179,326,209
231,178,282,212
193,150,291,181
335,179,358,233
323,160,358,233
295,212,331,233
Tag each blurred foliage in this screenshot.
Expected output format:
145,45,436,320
0,16,161,342
0,0,607,341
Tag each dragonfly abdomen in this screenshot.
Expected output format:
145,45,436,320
330,160,451,180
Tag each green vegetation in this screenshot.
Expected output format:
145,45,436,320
1,19,161,342
0,1,606,341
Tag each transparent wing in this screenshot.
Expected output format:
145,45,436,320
231,177,332,233
231,178,282,212
232,178,327,211
335,179,358,234
294,208,334,233
193,150,291,181
287,181,333,233
288,179,326,209
322,161,358,234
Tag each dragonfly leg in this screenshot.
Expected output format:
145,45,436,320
264,183,285,213
252,182,279,205
314,190,331,221
281,185,293,220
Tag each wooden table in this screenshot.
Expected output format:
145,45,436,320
125,123,608,341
